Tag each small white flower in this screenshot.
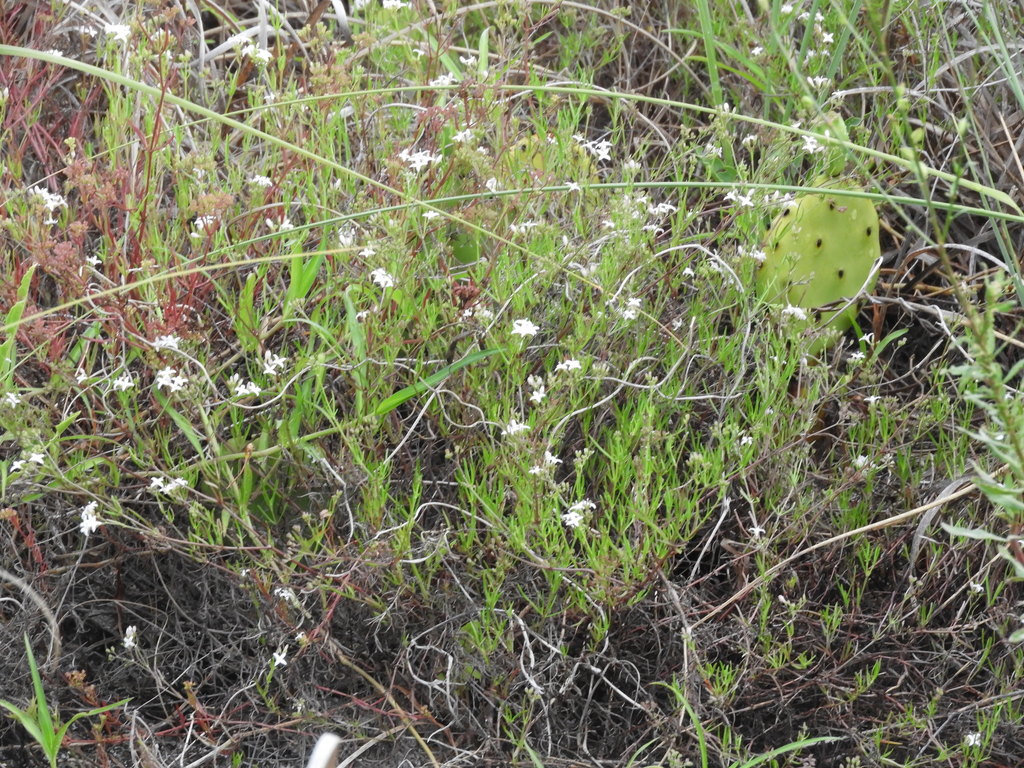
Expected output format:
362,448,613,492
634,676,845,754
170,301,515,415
265,216,295,231
544,451,562,465
228,374,261,397
781,305,808,322
529,385,546,405
460,304,494,322
338,226,357,248
381,0,409,8
502,419,530,436
780,2,794,13
862,395,882,405
274,586,300,606
429,73,458,87
263,351,288,376
567,499,596,515
739,435,753,447
561,510,585,528
485,177,499,193
618,297,642,321
398,148,442,172
511,319,539,338
164,477,188,492
271,646,288,667
150,476,187,494
422,210,440,219
104,23,131,43
27,452,45,465
11,460,25,472
751,45,764,56
555,358,581,373
249,175,273,187
963,732,982,747
580,138,613,162
155,367,188,392
566,181,582,193
458,54,477,67
191,215,218,237
769,191,796,206
852,455,870,470
807,75,831,89
704,142,723,159
847,351,866,363
969,582,983,593
509,220,539,234
30,185,67,213
724,189,755,208
241,43,272,63
562,499,595,528
452,128,474,143
801,134,823,153
152,334,181,351
79,504,102,536
111,373,135,391
123,625,138,650
359,246,377,258
370,268,395,288
750,526,765,539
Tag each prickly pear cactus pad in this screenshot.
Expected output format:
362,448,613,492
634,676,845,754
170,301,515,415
756,180,880,334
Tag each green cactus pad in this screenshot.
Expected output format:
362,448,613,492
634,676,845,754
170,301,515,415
756,181,880,334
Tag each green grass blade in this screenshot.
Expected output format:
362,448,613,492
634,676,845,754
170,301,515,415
372,348,502,417
23,635,56,748
0,699,47,745
1,266,34,386
733,736,841,768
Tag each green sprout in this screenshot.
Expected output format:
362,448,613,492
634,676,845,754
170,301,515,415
0,634,131,768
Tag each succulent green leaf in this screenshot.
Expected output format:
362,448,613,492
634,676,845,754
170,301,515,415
756,180,880,338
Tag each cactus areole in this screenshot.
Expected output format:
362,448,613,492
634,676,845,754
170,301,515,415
756,177,881,335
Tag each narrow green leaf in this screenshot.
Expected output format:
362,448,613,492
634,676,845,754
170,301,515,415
23,635,55,745
373,348,502,417
154,394,206,455
1,265,35,385
287,250,324,304
522,741,545,768
57,699,132,746
733,736,841,768
998,546,1024,579
941,522,1008,543
343,285,368,415
235,272,260,353
476,27,490,78
0,699,47,744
